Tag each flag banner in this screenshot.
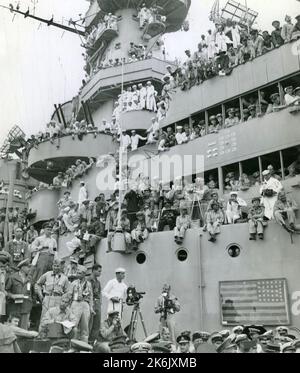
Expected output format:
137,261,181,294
219,278,290,326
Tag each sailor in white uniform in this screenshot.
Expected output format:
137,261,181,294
260,170,283,220
102,268,128,319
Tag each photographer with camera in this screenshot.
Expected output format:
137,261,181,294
155,284,180,344
260,170,283,220
99,310,126,347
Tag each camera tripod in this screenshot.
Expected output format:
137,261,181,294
128,302,148,342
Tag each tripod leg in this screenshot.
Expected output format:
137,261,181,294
138,309,148,338
129,308,136,341
131,308,139,341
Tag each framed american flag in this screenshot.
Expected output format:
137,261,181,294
219,278,290,326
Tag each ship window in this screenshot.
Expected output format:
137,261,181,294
207,105,223,131
261,151,282,179
136,252,146,264
222,163,240,193
191,111,206,135
224,98,241,123
280,73,300,103
177,248,188,262
204,169,219,189
241,158,260,189
260,82,281,108
281,146,300,178
227,244,241,258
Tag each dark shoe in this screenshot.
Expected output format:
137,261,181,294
249,234,256,241
282,224,295,233
258,234,264,240
289,223,296,231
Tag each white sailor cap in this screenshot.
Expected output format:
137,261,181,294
115,267,126,273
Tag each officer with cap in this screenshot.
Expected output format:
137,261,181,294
35,258,69,324
208,115,219,134
5,227,29,268
232,325,244,335
30,222,57,283
192,331,211,350
210,332,223,349
102,268,127,319
0,255,10,320
99,310,126,352
131,341,152,353
177,333,191,353
247,104,257,120
5,259,33,329
68,266,94,343
224,108,239,128
282,342,296,353
266,92,283,113
276,325,289,336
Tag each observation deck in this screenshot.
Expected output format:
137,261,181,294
27,133,117,183
80,57,173,104
96,0,191,32
86,28,119,57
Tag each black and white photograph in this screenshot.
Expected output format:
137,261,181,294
0,0,300,357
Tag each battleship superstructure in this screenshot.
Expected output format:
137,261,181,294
4,0,300,340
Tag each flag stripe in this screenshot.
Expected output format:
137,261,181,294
222,305,286,310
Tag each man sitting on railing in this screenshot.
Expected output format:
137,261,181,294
206,202,224,243
131,211,149,248
226,192,247,224
271,21,285,48
174,204,191,245
273,191,298,233
52,172,64,188
248,197,266,241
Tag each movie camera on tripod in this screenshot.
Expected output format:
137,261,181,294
126,286,146,306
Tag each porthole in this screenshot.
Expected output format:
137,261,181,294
136,252,146,264
226,244,241,258
177,248,188,262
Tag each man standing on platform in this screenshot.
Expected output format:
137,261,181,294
30,223,57,283
35,259,70,324
68,267,94,343
102,268,127,320
88,264,102,344
5,227,29,268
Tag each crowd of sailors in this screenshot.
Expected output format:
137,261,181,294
165,14,300,90
1,252,300,353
